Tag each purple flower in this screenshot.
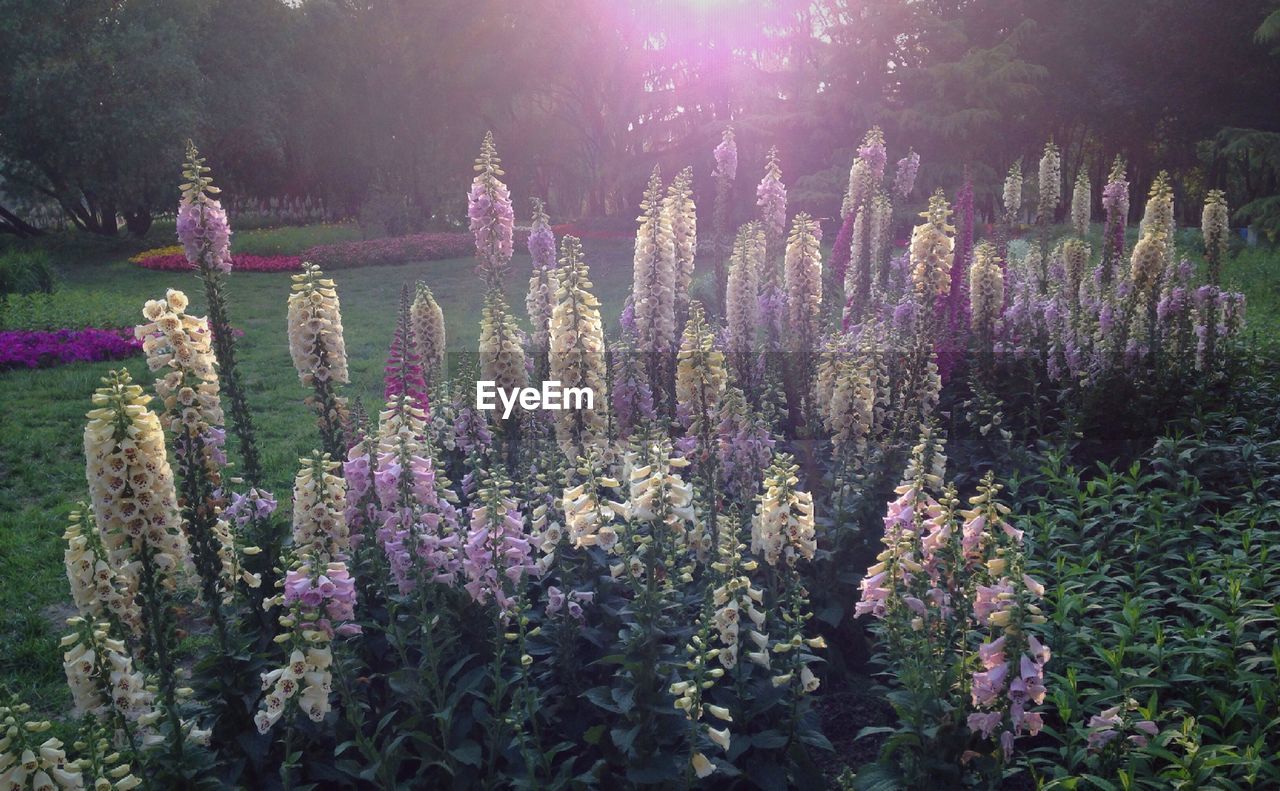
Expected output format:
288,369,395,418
894,151,920,199
714,133,738,182
177,197,233,274
0,328,142,371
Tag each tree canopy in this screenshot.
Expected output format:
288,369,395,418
2,0,1277,236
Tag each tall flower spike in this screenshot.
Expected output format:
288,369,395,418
713,126,738,183
1071,170,1091,237
137,289,225,481
910,190,955,301
666,167,698,325
1101,157,1130,278
383,289,429,414
178,141,232,275
725,223,762,378
526,197,559,373
1002,161,1023,223
292,453,349,562
843,127,886,218
469,131,515,290
138,289,236,635
1037,142,1061,221
462,472,537,613
784,212,823,351
632,166,678,358
1202,189,1230,284
84,370,189,593
479,291,528,397
411,282,446,386
894,149,920,200
969,242,1005,336
177,142,261,484
1061,239,1091,305
549,235,609,462
676,300,727,438
756,146,788,284
288,263,350,456
751,453,816,567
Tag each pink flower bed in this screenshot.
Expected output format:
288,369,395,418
1,328,142,371
134,253,302,272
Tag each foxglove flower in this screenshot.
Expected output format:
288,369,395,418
178,142,232,274
1002,161,1023,223
469,132,515,289
292,453,349,562
1202,189,1230,283
84,370,190,596
910,191,955,301
665,167,698,323
632,167,678,359
525,198,559,364
411,282,446,384
756,146,788,280
894,150,920,199
752,454,815,566
1071,170,1091,237
713,127,738,182
549,236,609,461
1037,142,1061,221
784,213,823,351
676,301,727,439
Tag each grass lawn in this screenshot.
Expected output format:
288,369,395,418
0,227,637,713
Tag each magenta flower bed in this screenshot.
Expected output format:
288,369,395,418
135,253,302,272
1,328,143,371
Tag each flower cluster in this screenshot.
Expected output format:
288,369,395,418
894,150,920,199
713,127,738,182
137,289,225,472
0,702,85,790
469,131,515,289
178,142,233,274
1002,161,1023,222
756,146,788,265
665,167,698,323
752,454,815,567
549,236,609,461
291,453,349,562
0,328,141,371
910,191,955,301
525,197,559,364
632,166,678,357
83,370,189,596
287,264,349,387
478,292,528,397
1071,171,1091,237
783,213,823,351
462,474,537,613
1037,142,1061,221
411,282,446,382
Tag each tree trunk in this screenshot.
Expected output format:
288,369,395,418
124,208,153,237
0,204,44,238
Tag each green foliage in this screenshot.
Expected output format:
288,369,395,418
0,248,56,295
1007,388,1280,788
0,290,138,331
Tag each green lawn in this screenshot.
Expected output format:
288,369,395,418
0,229,637,713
